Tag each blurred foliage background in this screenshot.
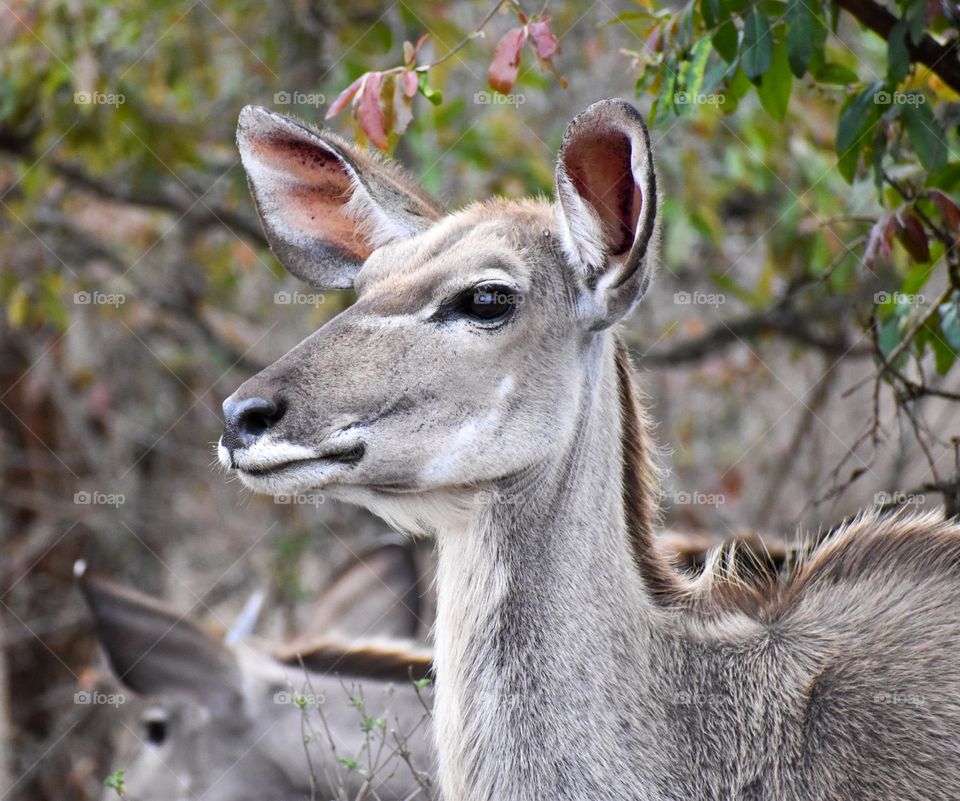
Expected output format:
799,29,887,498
1,0,959,798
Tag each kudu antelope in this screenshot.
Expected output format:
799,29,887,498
220,99,960,800
78,545,434,801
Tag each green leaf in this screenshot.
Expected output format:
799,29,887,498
786,0,813,77
926,162,960,190
940,292,960,351
686,38,713,98
877,313,908,369
901,261,936,296
741,9,773,81
905,0,926,44
713,19,739,63
701,0,720,29
902,100,946,171
652,57,679,123
813,62,859,84
758,38,793,120
836,82,884,182
887,18,910,85
417,73,443,105
932,340,957,374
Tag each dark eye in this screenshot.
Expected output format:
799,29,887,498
458,284,519,322
144,717,168,745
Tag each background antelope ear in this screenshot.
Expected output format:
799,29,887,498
554,99,660,327
237,106,444,290
304,539,422,640
76,561,242,718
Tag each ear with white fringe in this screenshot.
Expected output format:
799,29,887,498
237,106,445,289
554,99,660,328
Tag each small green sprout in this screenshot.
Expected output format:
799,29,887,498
104,769,127,797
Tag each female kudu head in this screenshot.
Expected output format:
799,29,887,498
219,99,659,533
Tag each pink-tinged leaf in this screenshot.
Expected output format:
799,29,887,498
326,75,363,119
488,27,527,94
403,40,416,67
357,72,388,150
401,69,418,98
529,18,559,60
393,74,415,135
645,25,663,54
930,189,960,231
895,209,931,263
863,214,896,269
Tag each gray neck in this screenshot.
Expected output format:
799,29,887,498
433,334,669,801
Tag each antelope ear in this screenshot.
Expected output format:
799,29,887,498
305,539,422,640
237,106,444,290
554,99,660,327
76,562,242,718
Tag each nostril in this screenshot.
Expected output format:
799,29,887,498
238,399,284,437
223,397,285,449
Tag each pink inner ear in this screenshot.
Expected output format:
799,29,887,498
565,130,642,257
250,133,373,261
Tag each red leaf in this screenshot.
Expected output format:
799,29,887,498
930,189,960,232
488,27,527,94
528,18,559,60
357,72,388,150
326,75,364,119
895,209,931,263
401,69,418,98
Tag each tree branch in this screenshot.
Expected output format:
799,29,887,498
0,133,267,247
48,160,267,246
633,301,870,366
836,0,960,94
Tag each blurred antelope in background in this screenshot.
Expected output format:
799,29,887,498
220,98,960,800
78,543,434,801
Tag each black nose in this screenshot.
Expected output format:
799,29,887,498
222,396,285,451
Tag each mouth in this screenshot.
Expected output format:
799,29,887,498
239,443,366,477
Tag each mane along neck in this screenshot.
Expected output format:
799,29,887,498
614,336,686,603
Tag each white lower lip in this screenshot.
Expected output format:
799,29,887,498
235,459,348,495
